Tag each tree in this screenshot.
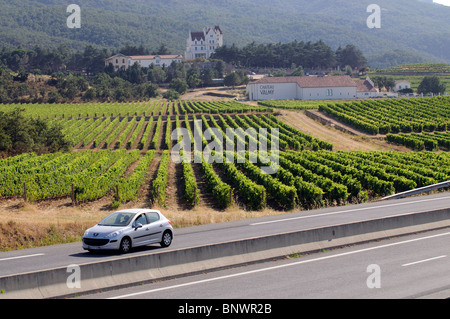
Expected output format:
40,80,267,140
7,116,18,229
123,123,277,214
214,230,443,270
214,60,225,78
201,68,215,86
186,68,201,89
0,108,71,156
154,44,170,55
372,76,386,91
169,78,188,94
384,77,395,92
148,66,167,84
417,76,446,95
224,72,242,89
336,45,367,70
162,89,180,100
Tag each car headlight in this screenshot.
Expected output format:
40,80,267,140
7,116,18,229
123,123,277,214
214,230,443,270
83,230,90,237
106,230,122,238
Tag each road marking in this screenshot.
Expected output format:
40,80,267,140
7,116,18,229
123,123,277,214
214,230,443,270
108,230,450,299
402,255,447,267
250,195,450,226
0,253,45,262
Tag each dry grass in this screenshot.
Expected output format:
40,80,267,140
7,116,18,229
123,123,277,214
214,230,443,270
0,195,290,252
278,110,409,152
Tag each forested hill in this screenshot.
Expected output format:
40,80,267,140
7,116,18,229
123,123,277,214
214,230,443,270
1,0,449,68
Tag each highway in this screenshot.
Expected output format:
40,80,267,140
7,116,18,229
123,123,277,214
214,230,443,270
0,192,449,277
79,228,450,299
0,192,449,298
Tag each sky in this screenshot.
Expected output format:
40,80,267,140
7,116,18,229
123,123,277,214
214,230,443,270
434,0,450,6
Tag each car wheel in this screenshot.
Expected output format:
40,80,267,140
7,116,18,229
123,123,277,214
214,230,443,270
119,237,132,253
161,231,172,248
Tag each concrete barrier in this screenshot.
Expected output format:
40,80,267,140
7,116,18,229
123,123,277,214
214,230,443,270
1,207,450,299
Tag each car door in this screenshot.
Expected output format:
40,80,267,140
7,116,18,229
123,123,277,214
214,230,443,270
144,212,164,244
131,213,150,246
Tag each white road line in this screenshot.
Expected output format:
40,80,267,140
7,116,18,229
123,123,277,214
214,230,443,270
108,230,450,299
0,253,45,262
250,195,450,226
402,255,447,267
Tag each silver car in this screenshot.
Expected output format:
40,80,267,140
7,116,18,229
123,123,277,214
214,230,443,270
82,209,173,253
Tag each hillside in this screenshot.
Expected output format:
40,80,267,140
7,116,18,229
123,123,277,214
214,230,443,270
0,0,449,68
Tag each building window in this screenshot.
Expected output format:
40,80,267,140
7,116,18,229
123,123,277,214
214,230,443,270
327,89,333,96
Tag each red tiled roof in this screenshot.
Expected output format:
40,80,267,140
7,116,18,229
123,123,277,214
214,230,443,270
254,76,358,88
356,80,377,92
129,55,182,60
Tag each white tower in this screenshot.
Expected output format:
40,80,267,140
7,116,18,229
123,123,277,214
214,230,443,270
185,26,223,60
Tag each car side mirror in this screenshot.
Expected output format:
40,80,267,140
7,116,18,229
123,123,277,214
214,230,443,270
134,223,143,229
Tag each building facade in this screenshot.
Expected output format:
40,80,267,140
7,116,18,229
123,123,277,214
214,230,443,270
105,54,183,71
247,75,362,101
394,80,412,92
185,26,223,60
356,77,379,98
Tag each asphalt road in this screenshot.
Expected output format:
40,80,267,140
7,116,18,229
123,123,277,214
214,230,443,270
0,192,449,279
79,228,450,299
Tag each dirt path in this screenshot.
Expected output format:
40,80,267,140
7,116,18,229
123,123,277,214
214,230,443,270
278,110,409,152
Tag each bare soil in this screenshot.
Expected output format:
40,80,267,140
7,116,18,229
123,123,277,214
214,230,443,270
278,110,410,152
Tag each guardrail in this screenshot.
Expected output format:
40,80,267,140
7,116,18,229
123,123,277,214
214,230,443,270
2,207,450,299
382,180,450,201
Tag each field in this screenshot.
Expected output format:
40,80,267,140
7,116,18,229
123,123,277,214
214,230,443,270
57,112,333,152
1,97,450,251
387,132,450,151
380,63,450,74
2,145,449,212
0,100,270,119
318,96,450,135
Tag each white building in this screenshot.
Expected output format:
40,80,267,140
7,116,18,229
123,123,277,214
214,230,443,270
247,75,363,101
356,77,379,98
394,80,411,92
185,26,223,60
105,54,183,71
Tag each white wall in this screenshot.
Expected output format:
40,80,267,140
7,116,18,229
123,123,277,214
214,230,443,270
356,91,380,98
394,81,411,92
301,87,357,100
132,58,181,68
247,82,298,100
247,82,358,101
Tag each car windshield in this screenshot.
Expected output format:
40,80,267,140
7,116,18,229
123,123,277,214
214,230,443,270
98,212,136,227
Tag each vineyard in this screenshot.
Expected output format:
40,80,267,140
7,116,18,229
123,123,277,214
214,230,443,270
386,132,450,151
1,147,449,212
1,100,271,119
318,96,450,135
59,112,333,152
381,63,450,74
1,97,449,218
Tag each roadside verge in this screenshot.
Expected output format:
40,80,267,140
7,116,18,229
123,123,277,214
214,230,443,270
1,207,449,299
